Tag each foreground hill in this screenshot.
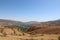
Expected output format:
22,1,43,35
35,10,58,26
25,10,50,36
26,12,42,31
0,19,31,36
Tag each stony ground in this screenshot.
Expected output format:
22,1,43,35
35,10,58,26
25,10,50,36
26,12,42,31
0,34,60,40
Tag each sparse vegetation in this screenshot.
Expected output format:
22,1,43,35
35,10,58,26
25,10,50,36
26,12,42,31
58,36,60,40
0,19,60,40
41,38,44,40
3,32,7,37
18,25,31,32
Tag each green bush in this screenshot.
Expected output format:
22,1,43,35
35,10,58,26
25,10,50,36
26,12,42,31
18,25,31,32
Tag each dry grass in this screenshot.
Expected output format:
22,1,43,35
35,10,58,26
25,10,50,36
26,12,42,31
0,34,60,40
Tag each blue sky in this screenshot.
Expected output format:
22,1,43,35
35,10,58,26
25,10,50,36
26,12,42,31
0,0,60,22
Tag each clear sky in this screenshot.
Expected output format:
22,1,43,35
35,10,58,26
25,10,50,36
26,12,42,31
0,0,60,22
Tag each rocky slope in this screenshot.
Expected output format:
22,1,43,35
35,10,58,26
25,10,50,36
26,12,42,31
28,19,60,34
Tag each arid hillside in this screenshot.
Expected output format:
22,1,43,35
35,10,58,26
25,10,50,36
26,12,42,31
0,19,60,35
0,25,30,37
28,20,60,34
0,19,60,40
28,25,60,34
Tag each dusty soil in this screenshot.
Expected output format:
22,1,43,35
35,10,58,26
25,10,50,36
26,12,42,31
0,34,60,40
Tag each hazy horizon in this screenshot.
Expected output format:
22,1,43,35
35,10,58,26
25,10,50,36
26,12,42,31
0,0,60,22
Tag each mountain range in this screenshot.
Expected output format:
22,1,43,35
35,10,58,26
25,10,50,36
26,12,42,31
0,19,60,26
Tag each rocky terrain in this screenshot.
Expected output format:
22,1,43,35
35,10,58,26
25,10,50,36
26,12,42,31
0,19,60,40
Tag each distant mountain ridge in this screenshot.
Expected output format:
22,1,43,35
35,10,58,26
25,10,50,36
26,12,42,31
0,19,24,26
0,19,60,26
25,21,40,25
41,19,60,26
0,19,41,26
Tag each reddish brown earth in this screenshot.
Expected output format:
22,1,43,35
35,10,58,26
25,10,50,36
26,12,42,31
28,24,60,34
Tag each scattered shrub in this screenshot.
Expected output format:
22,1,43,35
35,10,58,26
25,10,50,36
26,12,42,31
18,25,31,32
58,36,60,40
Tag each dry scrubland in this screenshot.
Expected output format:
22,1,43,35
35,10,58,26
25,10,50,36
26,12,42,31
0,25,60,40
0,19,60,40
0,34,60,40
